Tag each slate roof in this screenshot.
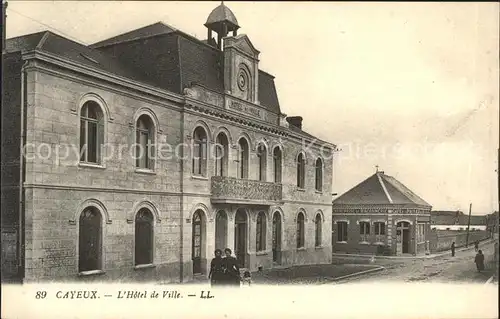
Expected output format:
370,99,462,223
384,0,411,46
5,31,150,83
205,3,240,28
333,171,431,207
91,22,176,48
90,22,281,114
4,20,279,114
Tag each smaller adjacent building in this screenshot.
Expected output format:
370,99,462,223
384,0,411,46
332,170,432,256
430,211,487,231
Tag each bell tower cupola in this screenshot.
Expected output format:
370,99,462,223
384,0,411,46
205,1,240,50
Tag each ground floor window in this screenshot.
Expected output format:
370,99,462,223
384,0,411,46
315,214,322,247
337,221,348,242
374,222,385,242
359,221,370,242
256,211,266,252
79,207,102,272
416,223,426,243
296,213,305,248
135,208,154,266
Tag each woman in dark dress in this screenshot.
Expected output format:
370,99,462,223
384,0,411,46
451,242,456,257
209,249,224,287
222,248,240,287
474,250,485,272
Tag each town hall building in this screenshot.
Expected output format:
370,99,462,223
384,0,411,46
1,3,335,282
332,170,432,256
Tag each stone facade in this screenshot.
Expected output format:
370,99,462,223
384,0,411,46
1,4,335,282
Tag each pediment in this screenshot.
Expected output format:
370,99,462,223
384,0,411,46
227,34,260,57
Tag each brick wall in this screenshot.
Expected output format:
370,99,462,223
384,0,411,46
429,229,491,253
332,213,432,256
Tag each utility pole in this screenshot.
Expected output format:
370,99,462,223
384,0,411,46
465,203,472,248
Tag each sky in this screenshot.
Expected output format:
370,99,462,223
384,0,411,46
5,1,499,214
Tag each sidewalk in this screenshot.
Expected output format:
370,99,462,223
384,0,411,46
333,238,497,261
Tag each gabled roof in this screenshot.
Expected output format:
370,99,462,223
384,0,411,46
333,171,431,207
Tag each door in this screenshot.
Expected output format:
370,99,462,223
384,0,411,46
396,221,410,255
192,211,202,274
396,229,402,255
79,208,102,272
215,210,227,251
234,209,247,268
402,229,410,253
272,212,281,263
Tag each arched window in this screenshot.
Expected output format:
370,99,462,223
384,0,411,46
257,144,267,182
215,133,229,177
80,101,104,164
135,208,154,266
273,147,282,183
136,115,155,170
296,212,305,248
256,211,267,252
315,213,322,247
79,207,102,272
237,138,249,179
296,153,305,188
315,158,323,191
192,127,208,176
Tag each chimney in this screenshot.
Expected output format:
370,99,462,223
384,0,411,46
286,116,303,130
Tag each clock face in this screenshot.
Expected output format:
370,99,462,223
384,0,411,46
237,69,249,91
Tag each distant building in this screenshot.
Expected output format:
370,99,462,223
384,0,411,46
332,170,432,256
430,211,487,231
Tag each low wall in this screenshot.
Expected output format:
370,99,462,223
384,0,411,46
429,230,491,253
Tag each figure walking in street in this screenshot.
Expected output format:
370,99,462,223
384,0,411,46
222,248,240,287
474,241,479,252
208,249,224,287
451,242,456,257
474,249,485,272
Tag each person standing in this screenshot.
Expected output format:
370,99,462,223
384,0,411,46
474,250,485,272
222,248,240,287
451,242,456,257
474,241,479,252
209,249,224,287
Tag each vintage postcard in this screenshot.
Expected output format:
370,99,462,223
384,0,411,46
1,1,499,318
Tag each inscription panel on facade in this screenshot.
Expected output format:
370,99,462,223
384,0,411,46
226,97,271,123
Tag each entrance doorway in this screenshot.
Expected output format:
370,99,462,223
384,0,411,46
192,210,203,274
234,209,247,268
215,210,227,251
396,221,411,255
272,212,282,264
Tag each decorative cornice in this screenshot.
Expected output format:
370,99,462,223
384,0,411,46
183,100,288,136
332,204,431,211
